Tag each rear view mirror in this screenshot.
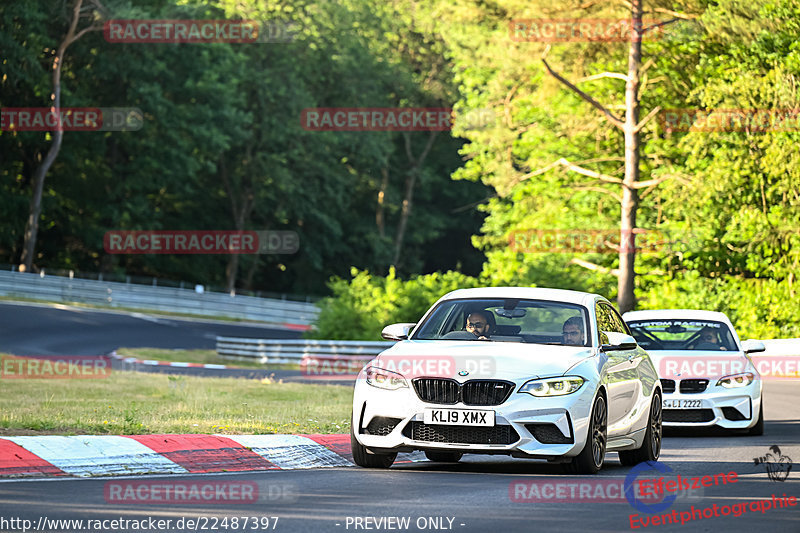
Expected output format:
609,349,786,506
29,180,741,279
495,308,526,318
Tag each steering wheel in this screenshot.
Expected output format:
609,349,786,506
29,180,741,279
441,330,483,341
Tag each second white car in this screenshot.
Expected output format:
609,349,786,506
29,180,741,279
623,309,764,435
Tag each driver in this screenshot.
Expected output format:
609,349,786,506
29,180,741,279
466,311,493,340
696,327,724,350
562,316,585,346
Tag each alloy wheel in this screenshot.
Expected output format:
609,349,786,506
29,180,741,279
592,397,607,468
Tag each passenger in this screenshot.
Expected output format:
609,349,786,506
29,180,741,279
562,316,585,346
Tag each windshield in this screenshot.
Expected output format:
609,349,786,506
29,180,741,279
411,298,591,346
626,319,738,351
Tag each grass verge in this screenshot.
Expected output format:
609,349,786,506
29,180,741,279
0,364,351,436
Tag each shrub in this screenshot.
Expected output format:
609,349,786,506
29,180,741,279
307,267,484,340
638,272,800,339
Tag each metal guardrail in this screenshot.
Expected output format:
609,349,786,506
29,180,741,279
760,339,800,356
0,270,319,325
216,336,800,367
216,337,394,364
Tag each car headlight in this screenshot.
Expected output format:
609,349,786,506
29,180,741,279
716,372,754,388
365,366,408,390
520,376,585,397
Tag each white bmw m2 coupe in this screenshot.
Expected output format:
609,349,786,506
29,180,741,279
350,287,663,474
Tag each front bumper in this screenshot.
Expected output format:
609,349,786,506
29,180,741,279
352,378,597,459
660,378,762,429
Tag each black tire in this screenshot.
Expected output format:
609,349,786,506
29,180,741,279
747,401,764,436
350,425,396,468
424,451,463,463
563,394,607,475
619,390,662,466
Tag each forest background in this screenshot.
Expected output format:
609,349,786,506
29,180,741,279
2,0,798,340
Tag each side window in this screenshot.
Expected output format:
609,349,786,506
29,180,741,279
603,304,630,335
595,303,613,344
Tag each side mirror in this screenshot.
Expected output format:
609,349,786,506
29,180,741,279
381,323,416,341
600,331,638,352
742,339,766,354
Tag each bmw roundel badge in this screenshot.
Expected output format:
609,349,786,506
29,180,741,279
458,370,469,376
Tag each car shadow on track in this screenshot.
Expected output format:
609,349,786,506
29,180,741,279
664,419,800,440
387,419,800,475
391,453,635,476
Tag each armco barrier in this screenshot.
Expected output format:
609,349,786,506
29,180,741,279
760,338,800,356
215,337,393,364
0,270,318,326
214,336,800,369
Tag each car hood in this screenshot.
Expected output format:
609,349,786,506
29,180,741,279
646,349,752,380
371,340,594,381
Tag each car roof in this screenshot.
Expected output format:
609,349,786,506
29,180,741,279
623,309,733,324
439,287,601,307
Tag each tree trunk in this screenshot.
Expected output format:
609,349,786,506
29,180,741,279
393,169,418,267
225,250,241,294
243,255,260,290
377,167,389,238
220,153,254,292
539,1,681,311
20,0,89,271
392,131,438,267
618,1,644,313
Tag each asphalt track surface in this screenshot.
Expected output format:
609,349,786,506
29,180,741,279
1,302,798,532
0,301,301,357
0,382,796,532
0,301,353,383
